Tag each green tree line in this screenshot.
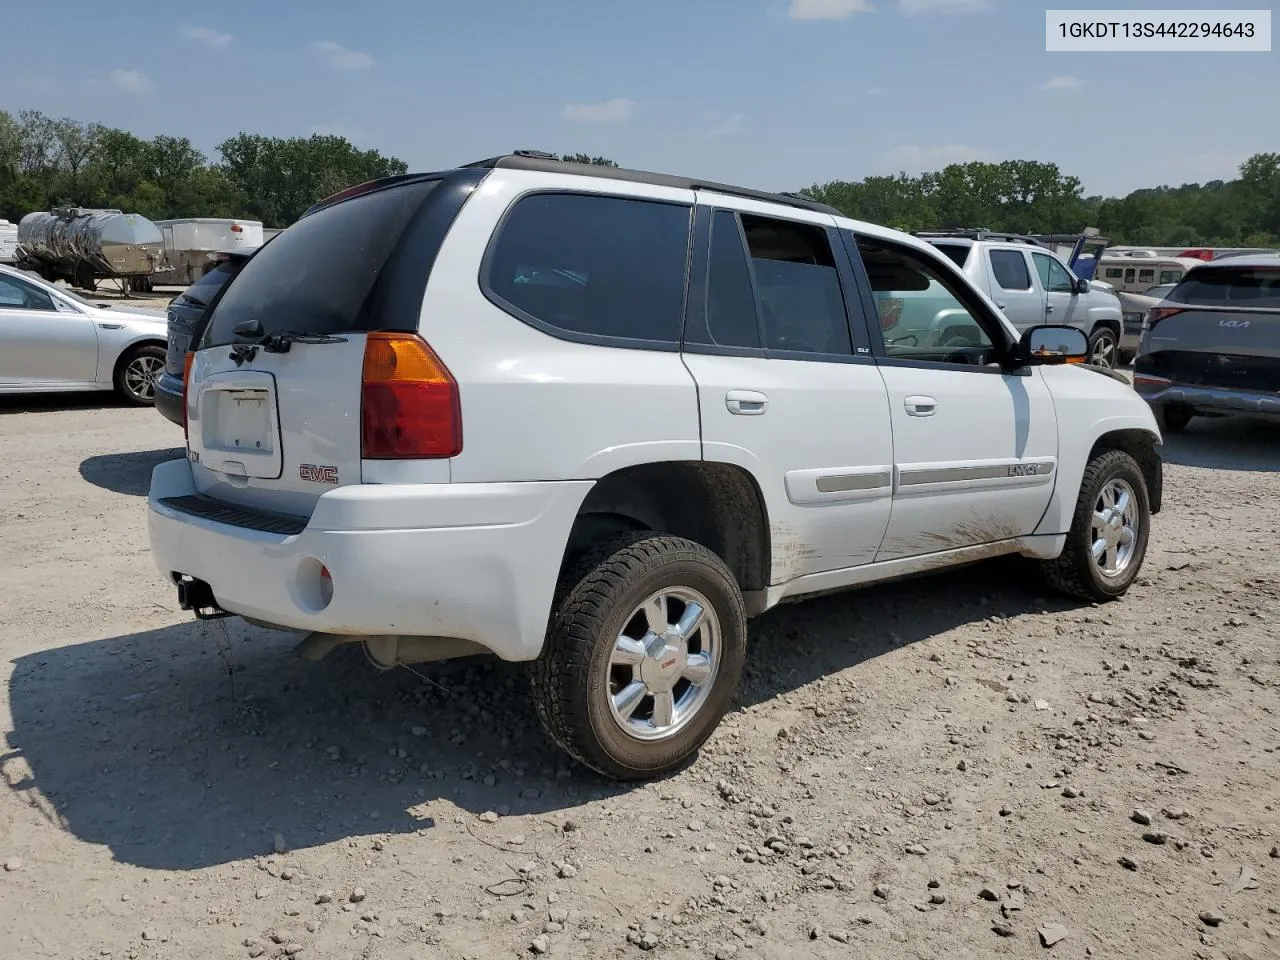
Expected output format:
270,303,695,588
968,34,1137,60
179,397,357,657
2,108,1276,246
802,155,1280,247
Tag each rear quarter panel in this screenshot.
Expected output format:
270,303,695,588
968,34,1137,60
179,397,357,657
1033,365,1160,536
420,169,704,484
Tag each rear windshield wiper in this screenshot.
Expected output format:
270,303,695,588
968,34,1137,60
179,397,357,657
181,294,208,308
259,329,349,352
229,321,348,363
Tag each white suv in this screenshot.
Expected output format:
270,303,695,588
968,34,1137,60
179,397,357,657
148,153,1164,780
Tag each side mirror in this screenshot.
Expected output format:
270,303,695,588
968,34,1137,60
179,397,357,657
1075,276,1091,295
1018,324,1088,366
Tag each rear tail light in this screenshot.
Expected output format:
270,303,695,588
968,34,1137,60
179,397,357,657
181,351,195,438
877,298,903,331
230,224,243,233
1146,306,1184,330
361,333,461,459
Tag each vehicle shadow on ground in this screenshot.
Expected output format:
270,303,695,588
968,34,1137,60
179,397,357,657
1160,415,1280,473
0,393,130,416
4,559,1076,872
79,448,185,496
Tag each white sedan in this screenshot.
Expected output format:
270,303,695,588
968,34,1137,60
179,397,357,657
0,264,169,405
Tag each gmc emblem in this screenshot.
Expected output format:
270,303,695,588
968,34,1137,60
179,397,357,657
299,463,339,484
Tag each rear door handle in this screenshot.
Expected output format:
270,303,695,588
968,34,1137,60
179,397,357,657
726,390,768,415
904,395,937,417
1045,304,1055,314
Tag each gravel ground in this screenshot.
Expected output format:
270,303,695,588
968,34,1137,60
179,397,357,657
1,397,1278,960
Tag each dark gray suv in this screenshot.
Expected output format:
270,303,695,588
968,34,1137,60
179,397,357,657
1134,255,1280,432
154,251,254,425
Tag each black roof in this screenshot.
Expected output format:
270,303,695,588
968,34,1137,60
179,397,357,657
462,152,844,217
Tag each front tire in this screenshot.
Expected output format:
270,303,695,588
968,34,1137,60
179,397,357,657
1041,450,1150,601
1087,326,1119,369
114,344,166,406
530,534,747,781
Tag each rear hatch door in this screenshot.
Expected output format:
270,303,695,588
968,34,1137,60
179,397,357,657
1141,263,1280,391
185,173,476,518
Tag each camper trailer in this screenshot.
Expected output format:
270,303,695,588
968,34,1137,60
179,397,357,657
1096,250,1203,295
0,220,18,264
145,218,264,289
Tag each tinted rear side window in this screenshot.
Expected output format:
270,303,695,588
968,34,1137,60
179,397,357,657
931,243,971,269
1169,267,1280,308
989,250,1032,290
202,179,440,347
485,193,693,345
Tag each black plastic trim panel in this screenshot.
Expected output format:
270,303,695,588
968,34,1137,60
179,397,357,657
159,495,308,535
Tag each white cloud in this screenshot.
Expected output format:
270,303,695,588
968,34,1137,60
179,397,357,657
789,0,873,19
561,98,635,122
311,40,375,71
1040,74,1085,91
878,143,996,172
704,112,747,138
181,25,231,47
109,69,154,95
898,0,989,14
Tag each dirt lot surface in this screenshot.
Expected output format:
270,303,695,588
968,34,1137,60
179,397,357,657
2,398,1278,960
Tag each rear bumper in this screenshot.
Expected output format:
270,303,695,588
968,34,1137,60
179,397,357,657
154,373,184,426
147,459,592,661
1136,381,1280,419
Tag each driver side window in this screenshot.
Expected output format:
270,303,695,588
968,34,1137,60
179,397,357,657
1032,252,1075,294
0,275,56,312
855,235,1000,367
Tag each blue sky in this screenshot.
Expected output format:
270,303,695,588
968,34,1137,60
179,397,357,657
5,0,1277,197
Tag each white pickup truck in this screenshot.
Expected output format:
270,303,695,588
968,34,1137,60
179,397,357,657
918,231,1127,368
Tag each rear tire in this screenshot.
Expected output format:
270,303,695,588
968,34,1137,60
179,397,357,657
530,533,747,781
1155,403,1193,434
114,344,166,406
1041,449,1150,602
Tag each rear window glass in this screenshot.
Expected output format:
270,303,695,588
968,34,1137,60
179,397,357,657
989,250,1032,290
202,180,439,346
1169,267,1280,308
930,243,971,268
486,193,692,344
179,261,238,307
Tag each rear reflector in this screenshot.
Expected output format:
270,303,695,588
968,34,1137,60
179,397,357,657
1133,373,1172,387
361,333,462,459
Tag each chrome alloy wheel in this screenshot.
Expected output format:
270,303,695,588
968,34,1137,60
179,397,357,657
1090,330,1117,368
124,353,163,401
1092,477,1139,579
605,587,720,742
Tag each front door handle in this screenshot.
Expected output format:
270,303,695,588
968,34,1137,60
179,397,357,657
995,302,1007,310
726,390,768,416
904,395,937,417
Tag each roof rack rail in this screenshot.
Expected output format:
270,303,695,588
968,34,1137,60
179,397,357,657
914,228,1046,246
460,153,845,217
